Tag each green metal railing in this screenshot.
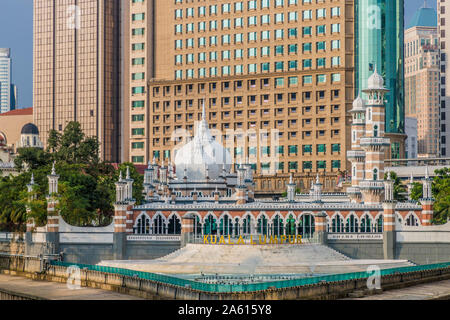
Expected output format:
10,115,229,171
50,260,450,293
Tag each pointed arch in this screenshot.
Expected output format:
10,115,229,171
404,211,421,227
134,212,151,234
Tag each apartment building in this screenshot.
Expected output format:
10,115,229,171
33,0,121,162
123,0,355,193
405,5,440,157
438,0,450,156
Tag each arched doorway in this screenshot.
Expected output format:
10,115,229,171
360,215,372,233
272,214,284,236
331,215,344,233
298,214,315,239
285,214,296,236
203,215,217,235
345,215,359,233
242,215,252,235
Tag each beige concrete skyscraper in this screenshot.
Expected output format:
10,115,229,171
123,0,355,194
405,5,440,157
33,0,121,162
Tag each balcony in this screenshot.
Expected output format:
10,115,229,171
360,137,390,147
347,150,366,160
359,180,384,190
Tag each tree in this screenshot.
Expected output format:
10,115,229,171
432,168,450,224
47,122,100,165
14,147,51,171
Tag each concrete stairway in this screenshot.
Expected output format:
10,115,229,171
99,243,414,275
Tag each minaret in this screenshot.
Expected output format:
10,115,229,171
235,162,248,204
420,166,434,226
287,173,296,202
384,172,394,202
143,161,155,202
160,160,168,185
311,174,322,203
124,167,135,204
347,94,366,203
26,174,37,232
407,173,414,201
46,162,60,253
47,162,60,230
359,67,391,204
113,171,129,259
152,157,159,185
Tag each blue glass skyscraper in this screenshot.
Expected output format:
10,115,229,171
355,1,405,158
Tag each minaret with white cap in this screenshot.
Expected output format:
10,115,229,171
286,173,296,202
359,66,391,204
420,166,434,226
347,94,366,203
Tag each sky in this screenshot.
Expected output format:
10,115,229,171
0,0,439,110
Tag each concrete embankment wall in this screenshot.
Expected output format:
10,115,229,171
328,240,384,260
1,255,450,300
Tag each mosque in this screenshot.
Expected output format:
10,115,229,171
110,68,431,241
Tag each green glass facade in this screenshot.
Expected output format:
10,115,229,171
355,0,405,134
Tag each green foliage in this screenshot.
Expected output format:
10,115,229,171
0,121,143,230
410,182,423,201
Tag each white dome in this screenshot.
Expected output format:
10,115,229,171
367,66,385,89
351,95,365,112
174,107,232,180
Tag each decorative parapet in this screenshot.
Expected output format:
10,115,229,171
360,137,390,147
359,181,385,190
346,150,366,160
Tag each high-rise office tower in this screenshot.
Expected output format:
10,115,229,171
33,0,121,162
0,48,16,114
438,0,450,156
405,5,440,157
355,0,405,159
123,0,355,193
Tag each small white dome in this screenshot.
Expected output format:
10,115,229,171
174,106,232,180
351,95,365,112
367,66,385,89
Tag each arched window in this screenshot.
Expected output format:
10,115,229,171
257,215,268,235
360,215,372,233
374,125,378,137
405,214,419,226
298,214,315,239
168,215,181,234
203,215,217,235
194,215,202,237
331,215,344,233
152,215,164,234
345,215,358,233
272,215,284,236
285,214,296,236
219,215,232,236
135,214,150,234
352,166,356,180
375,216,383,233
234,217,240,236
373,168,378,181
242,215,252,234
